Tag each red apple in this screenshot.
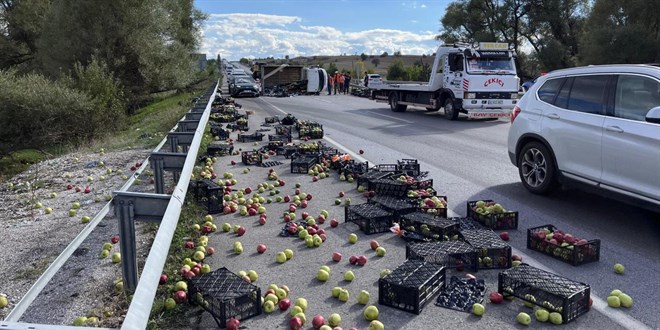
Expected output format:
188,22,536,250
319,233,327,242
511,255,522,262
66,184,73,190
248,208,257,216
244,187,252,194
312,314,326,329
317,216,326,224
130,166,137,171
111,235,120,244
359,149,364,154
257,244,267,254
317,228,326,236
75,186,82,192
307,227,317,235
301,200,308,208
184,241,195,249
302,212,310,220
284,195,291,202
289,204,297,213
312,176,319,182
489,292,504,304
330,219,339,228
173,290,187,303
206,247,216,255
230,160,236,165
223,206,232,214
499,232,510,241
306,194,313,201
159,274,168,285
356,255,367,266
278,298,291,311
136,162,142,167
226,318,240,330
370,240,380,250
289,316,303,330
338,191,345,197
332,252,342,262
264,288,275,297
259,217,267,225
287,225,298,234
349,255,358,265
191,267,201,276
237,226,246,236
295,188,301,195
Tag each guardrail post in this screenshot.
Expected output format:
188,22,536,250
150,152,187,194
167,132,195,153
176,120,200,132
185,112,203,120
113,192,170,291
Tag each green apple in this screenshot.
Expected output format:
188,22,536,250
102,242,113,251
73,316,88,326
549,312,563,325
338,289,350,302
319,326,332,330
320,265,331,274
44,207,53,214
380,269,392,278
344,270,355,282
357,290,370,305
276,252,287,263
607,296,621,308
290,305,304,317
72,202,81,209
263,300,275,313
34,202,43,209
175,281,187,291
247,270,258,282
164,297,176,309
375,246,386,257
87,316,99,325
193,251,205,261
222,223,231,232
111,252,121,263
284,248,294,260
614,263,625,274
233,245,243,254
317,269,330,282
517,312,531,325
364,305,379,321
295,297,308,312
472,303,485,316
313,235,323,247
535,308,549,322
80,216,91,223
265,293,279,305
610,289,622,296
305,235,315,247
50,192,57,198
238,270,247,277
618,293,633,308
99,249,109,259
344,198,351,205
369,320,385,330
328,313,341,327
335,198,341,205
332,286,342,298
275,288,287,300
298,229,309,239
348,233,358,244
512,260,522,267
201,264,211,274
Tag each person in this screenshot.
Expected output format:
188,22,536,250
328,74,334,95
335,71,343,95
344,73,351,94
363,71,369,88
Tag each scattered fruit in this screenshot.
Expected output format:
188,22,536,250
614,263,625,274
472,303,485,316
364,305,379,321
516,312,531,325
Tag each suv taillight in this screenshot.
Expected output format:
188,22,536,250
511,105,521,123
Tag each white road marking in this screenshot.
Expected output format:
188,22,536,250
367,111,415,123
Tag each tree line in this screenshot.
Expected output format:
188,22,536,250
437,0,660,78
0,0,210,157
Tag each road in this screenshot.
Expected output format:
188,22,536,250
212,93,660,329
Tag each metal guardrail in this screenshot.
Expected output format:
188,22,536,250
1,81,218,330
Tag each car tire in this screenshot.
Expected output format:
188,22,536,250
444,98,458,120
389,93,407,112
517,141,557,194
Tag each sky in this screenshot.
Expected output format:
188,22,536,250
194,0,452,61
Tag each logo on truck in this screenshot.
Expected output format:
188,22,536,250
484,78,504,87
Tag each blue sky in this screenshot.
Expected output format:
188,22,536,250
194,0,450,60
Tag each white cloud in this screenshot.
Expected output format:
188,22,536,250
421,4,427,8
199,13,438,60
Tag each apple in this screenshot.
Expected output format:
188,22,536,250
44,207,53,214
201,264,211,274
344,271,355,282
226,318,240,330
111,235,120,244
489,292,504,304
263,300,276,313
164,297,176,309
349,255,358,265
499,232,510,241
328,313,341,327
290,306,304,317
247,270,258,282
257,244,267,254
75,186,82,192
206,246,216,255
284,248,294,260
174,290,187,304
279,298,291,311
332,252,342,262
614,263,625,274
517,312,531,325
174,281,187,291
339,191,345,197
364,305,379,321
549,312,563,325
369,320,384,330
356,255,368,266
289,316,303,330
159,274,168,285
237,226,246,236
375,247,386,257
317,269,330,282
312,314,326,329
344,198,351,205
370,240,380,250
112,252,121,263
535,308,549,322
472,303,485,316
379,269,392,278
348,233,358,244
357,290,370,305
66,184,73,190
276,252,287,263
332,286,342,298
73,316,88,326
80,216,91,223
511,255,522,262
335,199,341,205
99,250,109,259
294,297,308,312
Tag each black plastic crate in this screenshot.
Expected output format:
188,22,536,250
498,264,591,324
227,122,249,132
406,241,478,272
400,212,460,241
207,142,233,157
356,170,392,189
461,229,512,270
368,196,417,220
189,180,224,214
340,160,369,177
376,164,399,172
435,276,486,313
299,126,324,139
237,132,264,142
265,116,279,124
369,178,409,198
209,113,237,123
466,200,519,230
290,154,318,174
188,267,262,328
210,125,230,140
378,259,445,315
345,203,394,235
277,145,299,159
268,134,292,143
527,224,601,266
241,151,263,166
264,141,283,151
397,159,422,176
454,217,487,230
274,125,292,136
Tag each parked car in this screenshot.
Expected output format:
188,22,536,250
507,64,660,211
229,78,260,97
364,74,382,87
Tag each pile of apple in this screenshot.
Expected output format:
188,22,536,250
307,163,331,181
406,188,435,198
472,200,507,215
529,226,596,262
338,173,355,183
419,196,447,214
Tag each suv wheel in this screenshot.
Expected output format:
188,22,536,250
518,141,557,194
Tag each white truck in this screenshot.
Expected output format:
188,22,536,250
370,42,520,120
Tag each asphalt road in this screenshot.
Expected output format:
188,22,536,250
199,92,660,330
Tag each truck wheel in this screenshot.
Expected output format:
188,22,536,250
443,99,458,120
389,93,407,112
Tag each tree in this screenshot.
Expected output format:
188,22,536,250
394,51,402,57
380,52,388,57
360,53,368,61
386,59,407,80
326,62,338,75
0,0,50,70
239,58,249,65
371,58,380,68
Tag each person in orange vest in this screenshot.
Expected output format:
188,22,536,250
336,72,344,95
328,74,334,95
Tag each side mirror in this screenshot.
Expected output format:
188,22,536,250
646,107,660,124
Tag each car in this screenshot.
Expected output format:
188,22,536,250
229,78,260,97
520,73,547,92
507,64,660,211
364,74,382,87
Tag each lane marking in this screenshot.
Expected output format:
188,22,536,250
367,111,415,124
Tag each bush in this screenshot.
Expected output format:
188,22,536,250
0,69,119,156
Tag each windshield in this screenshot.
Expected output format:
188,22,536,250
235,78,252,84
466,57,515,74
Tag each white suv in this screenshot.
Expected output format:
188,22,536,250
507,65,660,210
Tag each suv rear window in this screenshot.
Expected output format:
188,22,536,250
537,78,564,104
566,75,609,114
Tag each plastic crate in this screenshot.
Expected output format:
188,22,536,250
290,154,318,174
274,125,292,136
527,224,600,266
466,200,518,230
188,267,262,328
207,142,233,157
237,132,264,142
264,141,283,151
406,241,478,271
209,113,236,123
378,259,445,314
340,160,370,177
400,212,460,241
498,263,591,324
241,151,263,166
345,203,394,235
376,164,399,172
416,196,448,218
299,126,324,139
461,229,512,270
397,159,422,176
369,178,409,198
210,125,230,140
190,180,224,214
277,145,299,159
268,134,292,143
435,276,486,313
265,116,279,124
368,196,417,219
356,170,392,189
